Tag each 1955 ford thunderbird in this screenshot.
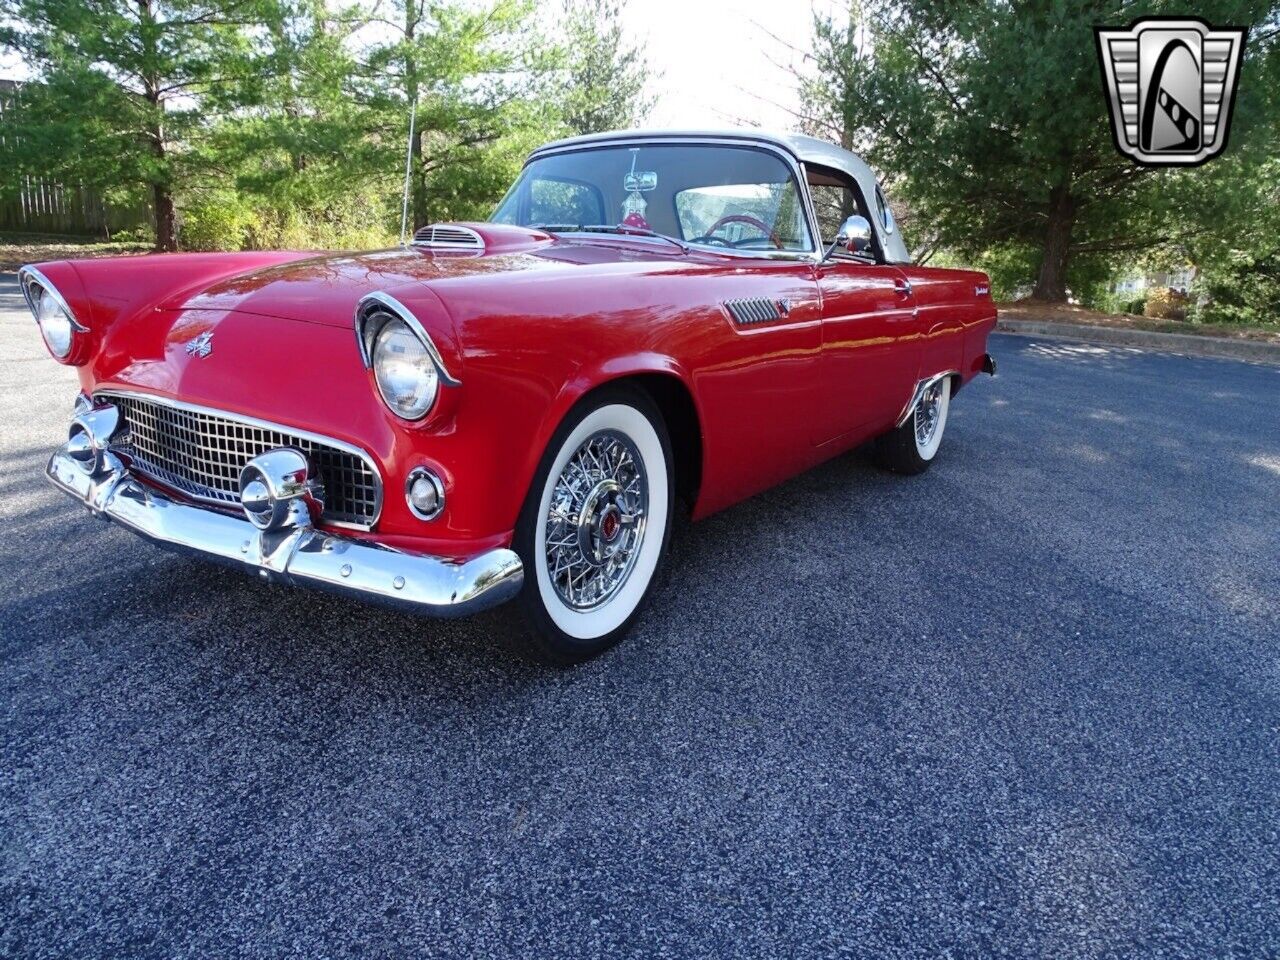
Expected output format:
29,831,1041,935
25,129,997,662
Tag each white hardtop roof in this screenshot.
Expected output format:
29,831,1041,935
530,128,880,188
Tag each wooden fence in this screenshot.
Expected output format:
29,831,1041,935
0,79,148,237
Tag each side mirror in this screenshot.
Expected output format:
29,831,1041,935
836,215,873,254
820,214,874,264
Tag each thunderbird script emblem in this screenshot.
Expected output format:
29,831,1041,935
185,331,214,359
1095,17,1246,166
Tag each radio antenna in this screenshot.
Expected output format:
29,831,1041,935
399,98,418,247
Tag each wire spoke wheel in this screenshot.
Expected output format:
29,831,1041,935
543,429,648,611
914,381,944,449
879,375,950,474
519,392,671,660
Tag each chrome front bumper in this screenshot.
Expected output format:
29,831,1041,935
46,445,524,618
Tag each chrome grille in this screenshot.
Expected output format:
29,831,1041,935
98,392,381,529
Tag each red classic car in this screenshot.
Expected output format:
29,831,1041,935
25,130,996,662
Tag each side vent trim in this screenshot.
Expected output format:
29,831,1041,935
412,224,485,252
723,297,789,326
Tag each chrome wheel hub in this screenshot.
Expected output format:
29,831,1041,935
915,381,944,447
545,430,647,610
577,479,631,564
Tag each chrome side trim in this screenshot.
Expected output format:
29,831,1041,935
797,162,822,261
896,370,959,428
46,444,523,618
354,291,462,387
17,265,90,331
95,389,384,532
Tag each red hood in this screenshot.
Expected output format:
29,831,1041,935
162,224,702,328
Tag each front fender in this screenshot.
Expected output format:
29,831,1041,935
511,351,699,521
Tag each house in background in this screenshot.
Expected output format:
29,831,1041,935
1006,265,1196,306
1111,267,1197,296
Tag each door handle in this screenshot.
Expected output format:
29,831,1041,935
894,279,913,297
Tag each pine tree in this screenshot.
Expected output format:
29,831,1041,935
558,0,653,135
361,0,559,231
200,0,389,246
794,1,1280,301
3,0,270,250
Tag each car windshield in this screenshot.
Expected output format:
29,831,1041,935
491,143,814,254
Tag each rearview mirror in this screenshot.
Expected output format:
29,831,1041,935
624,170,658,192
836,215,873,254
819,214,874,264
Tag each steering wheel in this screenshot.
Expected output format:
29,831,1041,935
696,214,783,250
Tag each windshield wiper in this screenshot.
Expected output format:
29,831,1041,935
532,223,689,254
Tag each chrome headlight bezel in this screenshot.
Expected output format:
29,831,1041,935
354,292,460,422
19,266,87,361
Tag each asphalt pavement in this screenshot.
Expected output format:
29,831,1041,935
2,273,1279,958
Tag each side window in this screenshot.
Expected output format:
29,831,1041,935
527,177,604,226
809,182,860,246
875,186,897,234
807,166,883,260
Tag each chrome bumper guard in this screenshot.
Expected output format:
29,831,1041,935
46,445,523,618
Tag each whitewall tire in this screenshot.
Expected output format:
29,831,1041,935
513,386,673,663
913,376,950,461
876,376,952,474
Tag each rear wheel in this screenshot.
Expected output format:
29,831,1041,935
513,386,672,664
876,376,951,474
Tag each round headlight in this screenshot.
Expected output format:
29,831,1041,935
372,318,439,420
36,287,75,359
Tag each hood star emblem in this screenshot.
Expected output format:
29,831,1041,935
185,331,214,359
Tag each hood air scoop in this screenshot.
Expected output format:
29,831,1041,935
412,224,485,253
